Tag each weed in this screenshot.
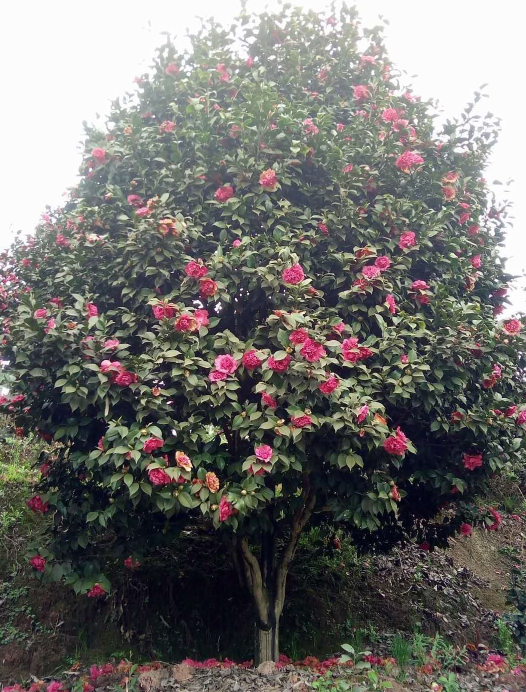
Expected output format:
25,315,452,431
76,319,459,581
496,618,516,657
340,643,371,670
391,635,412,670
437,672,460,692
311,671,351,692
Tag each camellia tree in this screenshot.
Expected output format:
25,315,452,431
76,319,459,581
1,3,525,663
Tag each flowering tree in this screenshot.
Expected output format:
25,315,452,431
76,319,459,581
1,4,525,663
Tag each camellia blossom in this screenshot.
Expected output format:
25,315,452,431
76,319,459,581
175,451,192,471
282,264,305,284
356,404,369,423
259,169,278,191
268,354,292,372
86,303,98,318
209,370,228,382
159,120,176,133
185,261,208,279
487,507,502,531
383,427,409,455
375,256,391,271
242,350,263,370
124,556,141,570
174,314,197,332
114,371,138,387
503,319,522,335
199,278,218,298
442,186,456,200
127,194,142,206
87,583,106,598
504,406,517,417
471,255,482,269
460,523,473,536
463,453,483,471
165,62,179,75
152,303,176,320
143,437,164,454
353,85,370,100
390,485,401,502
300,339,326,362
318,222,329,236
30,555,46,572
214,354,238,374
386,294,397,314
205,472,220,493
261,392,278,408
45,318,56,334
362,265,381,280
214,186,234,203
290,414,312,428
195,309,210,328
381,108,398,122
255,444,273,462
468,224,480,236
34,308,48,319
319,374,339,395
411,280,430,291
343,163,354,173
398,231,417,249
92,148,107,163
219,496,234,522
395,150,424,173
27,495,49,513
517,410,526,425
289,328,309,344
443,171,460,183
148,468,172,486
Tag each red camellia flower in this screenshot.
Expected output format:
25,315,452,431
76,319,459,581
268,354,292,372
282,264,305,284
152,303,176,320
30,555,46,572
463,453,483,471
255,444,273,462
460,523,473,536
353,85,370,100
214,354,238,374
450,411,464,422
291,414,312,428
398,231,416,249
386,294,397,314
92,148,107,163
55,234,70,247
87,583,106,598
390,485,401,502
174,314,197,332
143,436,164,454
395,151,424,173
148,468,172,486
517,410,526,425
159,120,176,133
11,394,25,404
87,303,98,318
468,224,480,236
505,406,517,417
289,328,309,344
471,255,482,269
383,427,409,455
219,496,234,521
356,404,369,423
318,222,329,235
319,374,339,395
242,350,263,370
374,256,391,271
185,261,208,279
487,507,502,531
205,471,220,493
27,495,49,513
165,62,180,75
34,308,48,319
503,319,522,335
114,371,138,387
124,556,141,570
214,185,234,202
300,339,326,362
199,278,218,298
259,169,278,191
442,186,456,200
176,450,192,471
261,392,278,408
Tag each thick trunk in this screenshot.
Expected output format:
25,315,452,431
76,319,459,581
255,620,279,665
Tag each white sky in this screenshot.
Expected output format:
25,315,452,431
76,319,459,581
1,0,524,311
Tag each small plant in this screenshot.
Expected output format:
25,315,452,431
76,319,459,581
391,635,412,670
352,670,393,692
496,618,516,657
311,671,351,692
340,643,372,670
431,634,468,670
411,631,434,666
437,672,460,692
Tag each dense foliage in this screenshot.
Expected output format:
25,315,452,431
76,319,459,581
0,2,524,659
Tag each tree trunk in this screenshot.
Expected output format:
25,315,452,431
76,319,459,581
255,619,279,665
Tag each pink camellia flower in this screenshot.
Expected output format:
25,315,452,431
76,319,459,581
282,264,305,284
341,337,360,362
471,255,482,269
459,523,473,537
104,339,120,349
255,444,273,462
143,436,164,454
205,471,220,493
259,169,278,191
395,151,424,173
34,308,48,319
343,163,354,173
261,392,278,408
487,507,502,531
290,328,310,344
152,303,176,320
300,339,326,362
381,108,398,122
148,468,172,486
505,405,517,417
97,437,105,451
199,278,218,298
219,496,234,522
468,224,480,236
135,206,150,217
87,583,106,598
195,309,209,329
55,234,70,247
45,318,56,334
463,453,483,471
124,556,141,570
332,322,345,335
356,404,369,424
232,239,242,247
114,370,138,387
353,85,370,100
443,171,460,183
246,55,255,67
100,359,123,374
336,123,345,132
375,256,391,271
383,427,409,455
30,555,46,572
87,303,98,318
11,394,26,404
92,148,107,163
185,261,208,279
400,354,409,364
215,186,234,203
47,682,64,692
319,374,339,395
442,186,456,200
176,450,192,471
242,350,263,370
291,414,313,428
398,231,417,249
318,222,329,235
214,354,238,374
303,118,320,135
459,212,471,225
503,319,522,335
127,194,142,206
268,354,292,372
21,258,31,267
165,62,179,76
362,265,381,280
209,370,228,382
411,280,430,291
390,485,401,502
517,410,526,425
174,314,197,332
386,294,397,314
159,120,176,133
27,495,50,513
360,55,376,66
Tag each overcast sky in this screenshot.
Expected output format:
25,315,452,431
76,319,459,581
1,1,523,311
